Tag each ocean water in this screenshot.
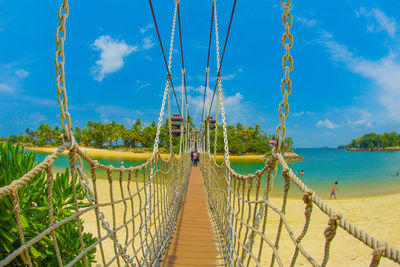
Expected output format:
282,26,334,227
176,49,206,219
34,148,400,199
230,148,400,198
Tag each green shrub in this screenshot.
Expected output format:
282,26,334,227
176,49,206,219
0,140,97,266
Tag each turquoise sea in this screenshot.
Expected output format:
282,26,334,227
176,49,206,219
34,148,400,199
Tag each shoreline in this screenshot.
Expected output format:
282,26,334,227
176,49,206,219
347,146,400,152
24,145,305,162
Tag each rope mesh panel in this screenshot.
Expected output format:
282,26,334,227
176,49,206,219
199,151,400,266
0,145,191,266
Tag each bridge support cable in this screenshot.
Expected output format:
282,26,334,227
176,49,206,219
148,0,182,117
177,3,189,120
176,2,191,155
207,0,237,119
201,1,215,124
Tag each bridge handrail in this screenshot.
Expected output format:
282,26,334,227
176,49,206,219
200,151,400,266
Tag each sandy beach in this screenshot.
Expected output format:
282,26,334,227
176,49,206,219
25,145,303,163
81,177,400,266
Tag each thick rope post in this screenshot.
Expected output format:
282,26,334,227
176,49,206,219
370,245,387,267
11,189,32,267
270,168,291,267
290,189,313,267
322,213,342,266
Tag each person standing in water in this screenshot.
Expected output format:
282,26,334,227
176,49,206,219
329,181,338,200
301,170,304,177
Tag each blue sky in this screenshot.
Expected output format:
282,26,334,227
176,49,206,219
0,0,399,147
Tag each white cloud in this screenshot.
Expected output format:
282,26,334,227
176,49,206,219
350,53,400,119
28,111,46,125
194,44,207,49
296,16,317,28
306,111,315,116
196,73,238,82
317,30,400,120
140,23,154,34
0,83,13,93
142,35,155,50
91,35,137,81
23,96,56,107
292,111,304,117
347,109,373,127
123,117,136,125
221,73,237,80
316,119,339,129
137,83,150,91
187,85,247,124
356,8,397,37
92,104,143,124
373,9,396,37
15,69,29,78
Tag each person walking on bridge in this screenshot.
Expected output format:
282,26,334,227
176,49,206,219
193,150,199,167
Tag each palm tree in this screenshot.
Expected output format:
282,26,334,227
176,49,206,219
131,119,143,148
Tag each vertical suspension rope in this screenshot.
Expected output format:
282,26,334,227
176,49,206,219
202,1,214,123
148,0,182,117
150,1,178,156
179,69,185,156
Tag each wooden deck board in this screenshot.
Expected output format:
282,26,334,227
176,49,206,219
160,166,220,267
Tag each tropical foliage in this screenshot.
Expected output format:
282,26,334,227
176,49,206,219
8,118,294,155
340,132,400,149
0,141,96,266
207,123,293,155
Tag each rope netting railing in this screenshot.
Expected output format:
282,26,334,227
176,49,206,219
0,0,194,266
198,0,400,265
200,152,400,266
0,143,191,266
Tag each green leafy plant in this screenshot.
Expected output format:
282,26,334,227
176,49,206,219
0,140,97,266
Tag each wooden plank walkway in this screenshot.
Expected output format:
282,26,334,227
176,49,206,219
160,166,221,266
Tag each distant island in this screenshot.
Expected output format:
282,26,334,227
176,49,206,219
339,132,400,151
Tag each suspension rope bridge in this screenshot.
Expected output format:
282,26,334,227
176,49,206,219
1,0,399,266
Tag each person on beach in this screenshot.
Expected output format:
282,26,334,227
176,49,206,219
329,181,338,200
301,170,304,177
397,171,399,176
191,151,194,165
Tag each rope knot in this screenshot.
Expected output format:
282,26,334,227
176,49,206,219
302,190,313,216
370,245,386,267
302,190,313,204
282,168,290,181
324,213,342,242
